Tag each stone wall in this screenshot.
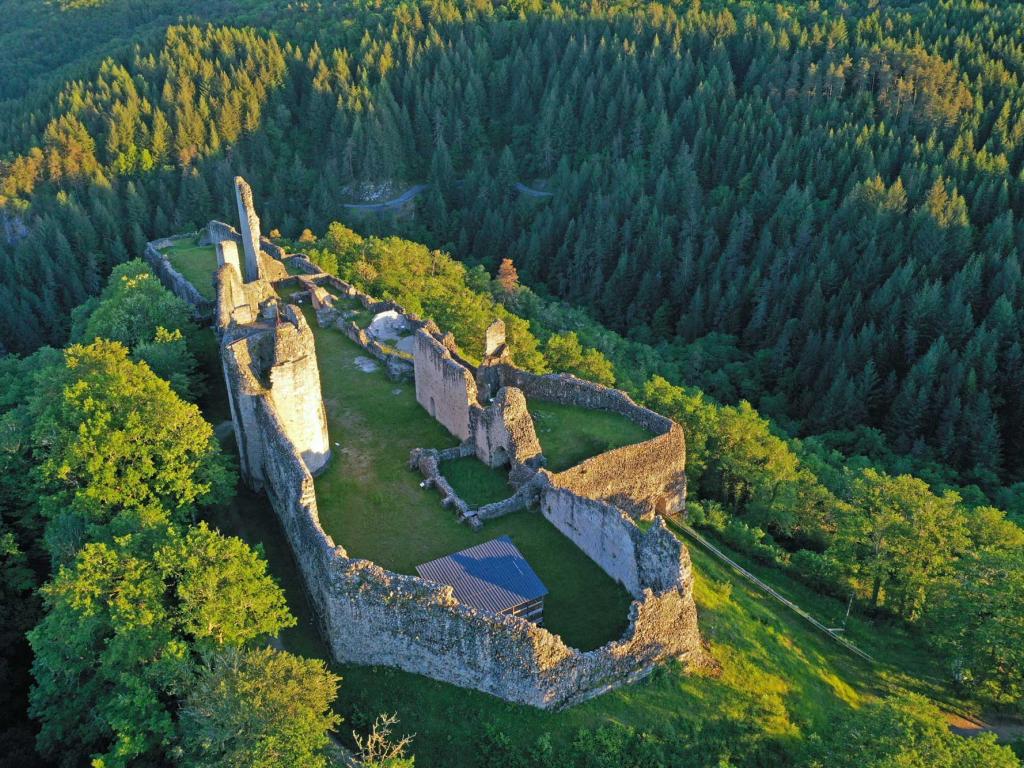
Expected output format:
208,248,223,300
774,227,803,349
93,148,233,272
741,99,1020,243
143,238,215,321
216,273,708,707
473,386,543,477
548,425,686,520
483,365,686,519
240,382,707,707
538,485,686,597
413,328,479,441
234,176,262,282
221,286,330,481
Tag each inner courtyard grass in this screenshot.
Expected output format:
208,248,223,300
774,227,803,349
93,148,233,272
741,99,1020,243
529,400,653,472
160,236,217,299
303,306,631,650
274,281,305,301
439,455,512,508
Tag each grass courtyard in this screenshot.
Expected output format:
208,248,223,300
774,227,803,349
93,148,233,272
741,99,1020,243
440,455,512,508
303,306,631,650
529,400,653,472
160,236,217,299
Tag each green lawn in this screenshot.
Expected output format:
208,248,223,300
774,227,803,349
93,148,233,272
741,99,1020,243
276,282,305,301
160,236,217,299
284,258,309,276
529,400,653,472
440,455,512,508
305,306,631,650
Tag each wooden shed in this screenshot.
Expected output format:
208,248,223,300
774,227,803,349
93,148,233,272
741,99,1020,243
415,536,548,623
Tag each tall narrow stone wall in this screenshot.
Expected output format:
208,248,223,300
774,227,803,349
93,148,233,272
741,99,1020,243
267,306,332,475
413,328,479,441
233,177,262,282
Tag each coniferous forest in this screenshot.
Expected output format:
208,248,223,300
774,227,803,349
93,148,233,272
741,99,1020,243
1,1,1023,766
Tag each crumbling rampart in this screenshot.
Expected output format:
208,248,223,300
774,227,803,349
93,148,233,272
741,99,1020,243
144,237,215,321
477,365,686,519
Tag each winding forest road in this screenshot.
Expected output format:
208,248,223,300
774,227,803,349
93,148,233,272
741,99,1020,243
342,180,553,211
342,183,430,211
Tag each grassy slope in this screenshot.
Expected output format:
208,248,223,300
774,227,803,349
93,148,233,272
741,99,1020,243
305,307,631,650
528,400,653,473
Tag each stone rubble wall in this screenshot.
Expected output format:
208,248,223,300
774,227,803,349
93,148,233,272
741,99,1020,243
547,425,687,520
473,386,543,479
484,365,686,519
144,238,215,321
537,484,687,598
413,328,480,441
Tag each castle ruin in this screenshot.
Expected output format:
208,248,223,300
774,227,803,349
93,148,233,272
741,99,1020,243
166,177,710,709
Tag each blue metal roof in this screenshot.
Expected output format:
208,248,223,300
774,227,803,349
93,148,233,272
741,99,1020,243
415,535,548,615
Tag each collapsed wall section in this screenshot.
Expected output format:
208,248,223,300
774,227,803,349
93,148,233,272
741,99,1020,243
473,386,543,479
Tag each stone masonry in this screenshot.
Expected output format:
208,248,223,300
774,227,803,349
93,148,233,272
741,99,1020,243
204,177,709,710
234,176,262,282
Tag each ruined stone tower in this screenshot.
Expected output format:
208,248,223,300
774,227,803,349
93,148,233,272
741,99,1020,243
234,176,262,283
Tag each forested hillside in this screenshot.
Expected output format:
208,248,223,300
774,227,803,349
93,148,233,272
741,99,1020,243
2,0,1023,494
